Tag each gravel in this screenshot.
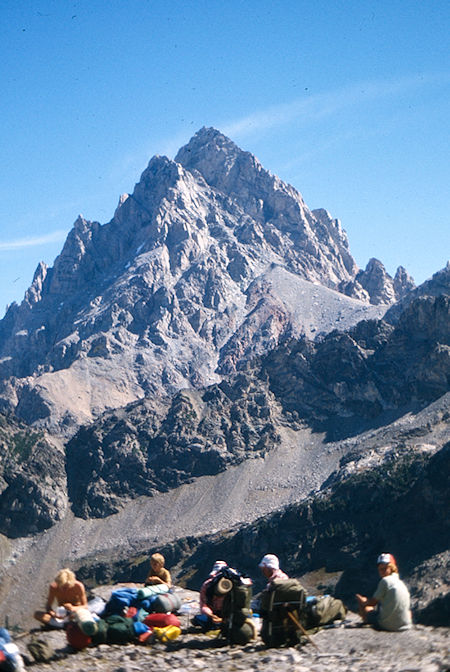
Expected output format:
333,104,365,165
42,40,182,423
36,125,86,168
12,612,450,672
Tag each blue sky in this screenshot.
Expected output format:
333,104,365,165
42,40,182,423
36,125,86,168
1,0,449,316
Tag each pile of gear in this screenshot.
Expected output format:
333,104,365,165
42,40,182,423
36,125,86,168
65,584,183,650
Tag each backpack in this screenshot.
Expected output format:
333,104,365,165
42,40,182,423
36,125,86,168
260,578,307,647
221,581,254,644
305,595,347,627
209,567,254,645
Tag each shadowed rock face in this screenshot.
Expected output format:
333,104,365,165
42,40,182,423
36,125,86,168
262,294,450,437
0,128,393,437
65,293,449,518
66,375,280,518
0,413,67,537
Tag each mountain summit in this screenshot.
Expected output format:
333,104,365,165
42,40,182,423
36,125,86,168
0,129,409,435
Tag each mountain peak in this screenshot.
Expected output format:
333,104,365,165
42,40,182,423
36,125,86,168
175,127,256,180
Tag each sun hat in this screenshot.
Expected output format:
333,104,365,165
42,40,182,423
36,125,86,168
377,553,396,566
258,554,280,570
210,560,227,576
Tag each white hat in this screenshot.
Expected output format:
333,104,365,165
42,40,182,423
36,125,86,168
210,560,227,576
377,553,396,566
259,554,280,570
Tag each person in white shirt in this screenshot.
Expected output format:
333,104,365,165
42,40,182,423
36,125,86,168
356,553,412,631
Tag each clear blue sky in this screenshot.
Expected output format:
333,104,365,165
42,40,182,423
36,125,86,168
1,0,449,317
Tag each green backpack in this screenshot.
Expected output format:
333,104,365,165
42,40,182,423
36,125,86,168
260,578,307,647
306,595,347,627
221,582,254,644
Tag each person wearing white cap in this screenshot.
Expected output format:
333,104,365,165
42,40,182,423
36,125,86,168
356,553,412,631
258,554,288,589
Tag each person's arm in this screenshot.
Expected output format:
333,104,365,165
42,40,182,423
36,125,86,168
79,582,88,607
45,584,57,615
199,581,214,617
372,577,387,606
356,593,378,608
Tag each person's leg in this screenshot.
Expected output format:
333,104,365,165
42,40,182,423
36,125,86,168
192,613,214,631
362,605,376,621
33,610,51,625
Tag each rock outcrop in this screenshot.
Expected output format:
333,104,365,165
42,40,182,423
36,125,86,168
66,375,280,518
0,413,67,537
385,262,450,323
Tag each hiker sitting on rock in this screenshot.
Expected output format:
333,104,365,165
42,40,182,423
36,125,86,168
259,554,288,589
193,560,230,630
356,553,412,631
34,568,87,627
145,552,172,587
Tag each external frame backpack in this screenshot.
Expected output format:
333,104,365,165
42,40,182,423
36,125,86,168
260,578,307,647
210,567,254,645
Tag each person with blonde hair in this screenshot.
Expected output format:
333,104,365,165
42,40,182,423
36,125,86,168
145,553,172,587
34,568,87,627
356,553,412,631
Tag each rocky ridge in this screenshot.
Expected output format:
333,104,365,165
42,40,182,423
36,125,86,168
66,402,449,624
0,374,448,633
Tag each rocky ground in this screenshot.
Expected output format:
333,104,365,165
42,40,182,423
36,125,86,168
11,611,450,672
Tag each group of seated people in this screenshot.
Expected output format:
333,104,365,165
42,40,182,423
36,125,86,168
34,550,412,636
34,553,171,628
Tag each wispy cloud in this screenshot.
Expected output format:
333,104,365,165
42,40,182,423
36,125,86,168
221,73,450,140
0,230,68,251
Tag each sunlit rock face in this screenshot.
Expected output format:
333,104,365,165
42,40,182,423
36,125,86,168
0,128,389,436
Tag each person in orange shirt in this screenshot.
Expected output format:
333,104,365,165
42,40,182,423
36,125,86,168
145,553,172,587
34,568,87,627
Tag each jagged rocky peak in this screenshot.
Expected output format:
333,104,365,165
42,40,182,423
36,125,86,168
341,259,416,306
177,127,358,285
0,127,416,434
356,257,397,305
393,265,415,298
25,261,48,305
175,127,308,223
385,262,450,324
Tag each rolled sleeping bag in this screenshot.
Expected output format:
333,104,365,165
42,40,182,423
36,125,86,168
74,607,99,636
149,592,182,614
137,584,170,601
143,612,180,628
